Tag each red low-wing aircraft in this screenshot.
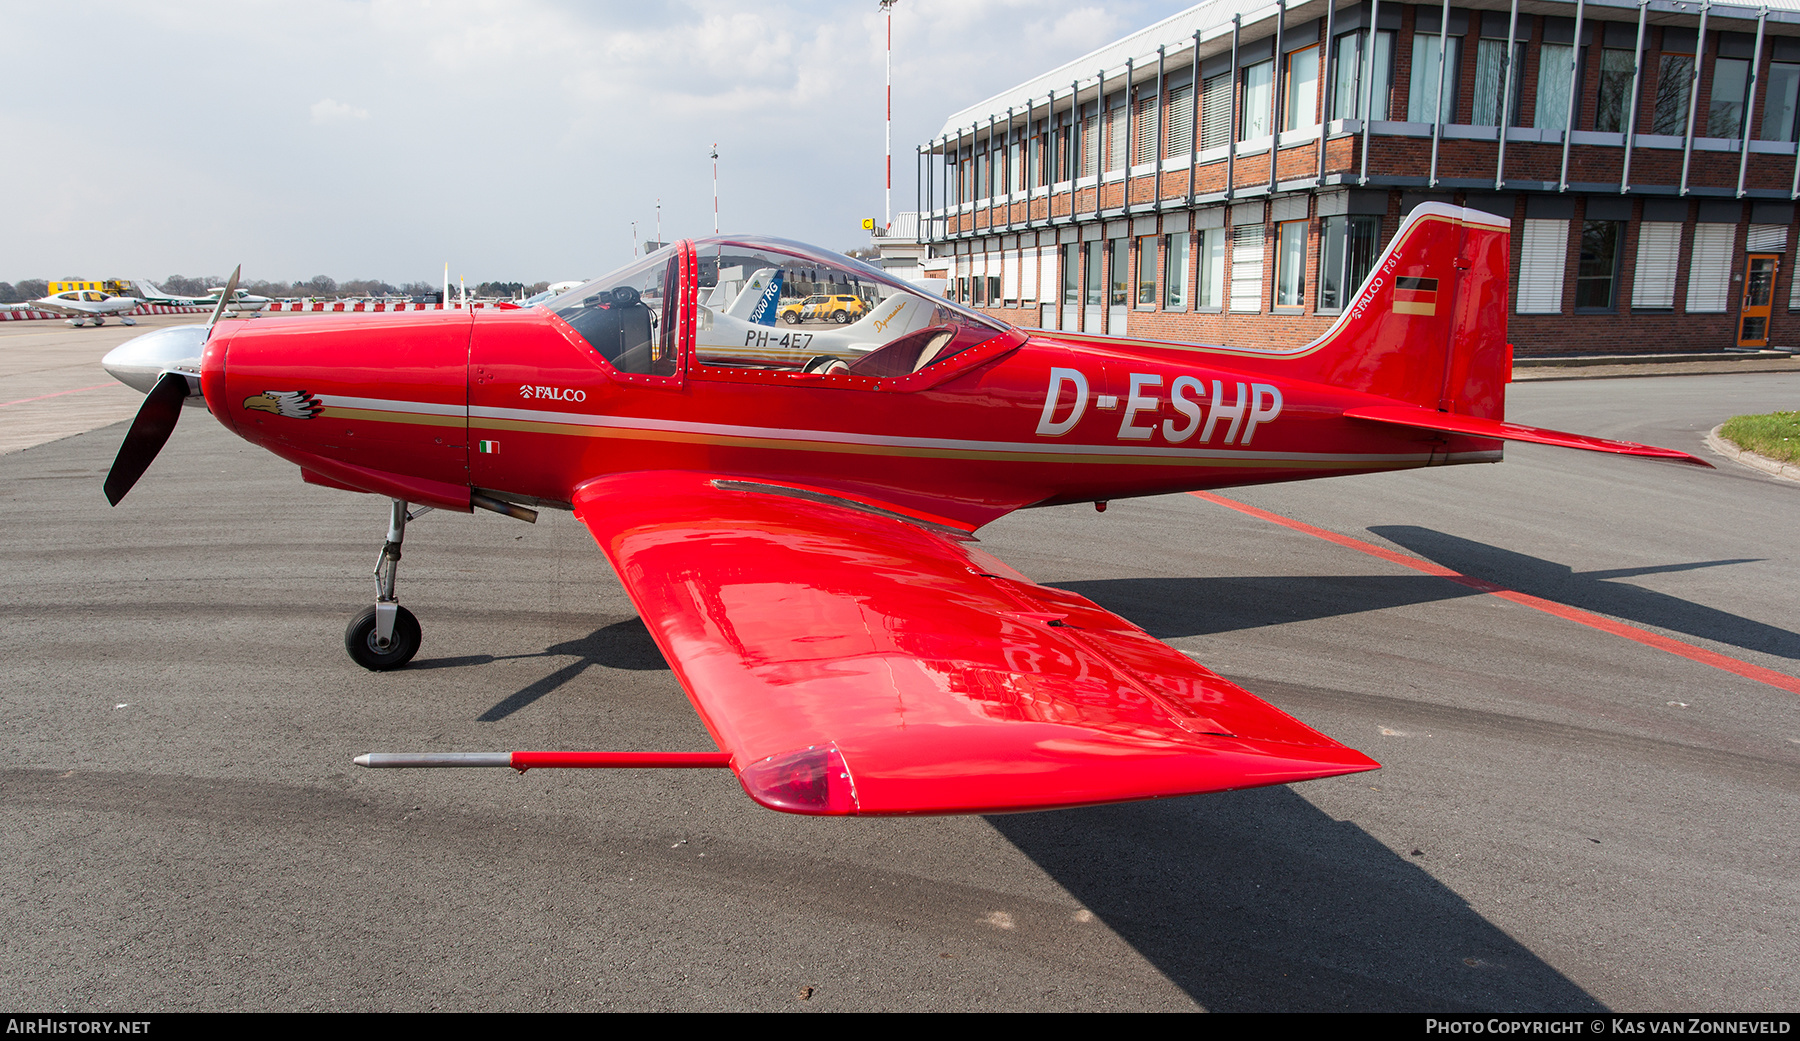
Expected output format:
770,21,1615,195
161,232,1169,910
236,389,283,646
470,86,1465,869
99,204,1708,817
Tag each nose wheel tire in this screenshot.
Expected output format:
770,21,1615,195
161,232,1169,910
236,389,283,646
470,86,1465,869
345,605,421,671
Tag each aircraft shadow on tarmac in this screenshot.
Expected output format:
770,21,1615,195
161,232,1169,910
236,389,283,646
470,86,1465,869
405,602,1605,1009
1058,526,1794,661
383,583,1605,1008
1368,525,1793,661
987,792,1604,1012
405,618,667,722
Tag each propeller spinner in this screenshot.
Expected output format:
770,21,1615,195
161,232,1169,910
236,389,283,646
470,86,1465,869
99,263,240,505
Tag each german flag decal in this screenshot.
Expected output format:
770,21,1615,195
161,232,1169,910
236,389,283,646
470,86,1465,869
1393,276,1439,316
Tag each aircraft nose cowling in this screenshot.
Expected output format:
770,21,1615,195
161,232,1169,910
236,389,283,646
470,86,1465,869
214,311,474,502
102,324,209,395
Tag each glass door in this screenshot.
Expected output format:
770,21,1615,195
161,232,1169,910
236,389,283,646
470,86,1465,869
1738,253,1778,348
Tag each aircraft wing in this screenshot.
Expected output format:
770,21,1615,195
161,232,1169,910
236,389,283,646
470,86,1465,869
25,300,84,318
572,471,1377,816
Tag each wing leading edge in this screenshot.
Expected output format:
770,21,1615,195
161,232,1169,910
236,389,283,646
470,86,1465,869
573,471,1377,816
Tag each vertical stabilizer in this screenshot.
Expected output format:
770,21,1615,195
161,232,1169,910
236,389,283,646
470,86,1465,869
1282,203,1513,420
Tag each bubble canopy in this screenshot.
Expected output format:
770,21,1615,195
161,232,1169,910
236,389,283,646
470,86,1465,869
550,237,1010,380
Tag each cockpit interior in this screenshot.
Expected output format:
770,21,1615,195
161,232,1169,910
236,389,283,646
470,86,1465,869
549,237,1008,382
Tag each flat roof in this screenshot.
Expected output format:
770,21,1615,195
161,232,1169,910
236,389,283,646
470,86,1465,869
933,0,1800,141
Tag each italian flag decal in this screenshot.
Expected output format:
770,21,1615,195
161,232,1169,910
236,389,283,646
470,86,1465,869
477,440,499,454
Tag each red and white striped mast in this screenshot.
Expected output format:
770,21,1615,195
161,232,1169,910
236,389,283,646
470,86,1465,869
880,0,898,231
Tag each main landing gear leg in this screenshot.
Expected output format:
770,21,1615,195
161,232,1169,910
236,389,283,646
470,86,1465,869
345,499,430,671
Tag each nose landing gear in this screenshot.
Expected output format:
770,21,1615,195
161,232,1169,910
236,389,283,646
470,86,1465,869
345,499,430,670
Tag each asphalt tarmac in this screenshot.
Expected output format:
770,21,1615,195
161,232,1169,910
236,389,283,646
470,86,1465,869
2,317,1796,1011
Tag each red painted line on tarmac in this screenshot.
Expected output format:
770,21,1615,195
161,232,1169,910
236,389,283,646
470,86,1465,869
0,383,118,409
1191,490,1800,697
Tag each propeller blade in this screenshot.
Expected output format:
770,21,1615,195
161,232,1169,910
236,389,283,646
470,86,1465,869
103,372,190,506
205,264,241,329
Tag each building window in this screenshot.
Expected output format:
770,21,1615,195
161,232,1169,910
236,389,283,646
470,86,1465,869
1516,219,1569,314
1285,45,1320,130
1165,82,1195,158
1709,57,1751,139
1230,224,1265,312
1164,232,1190,310
1318,214,1381,312
1274,220,1307,308
1331,30,1395,121
1242,60,1274,140
1653,52,1695,135
1136,236,1157,307
1574,221,1622,311
1085,242,1105,310
1200,72,1232,149
1631,222,1682,309
1197,227,1225,309
1686,223,1735,312
1008,139,1022,192
1472,37,1525,127
1106,103,1128,172
1062,242,1080,307
1081,112,1099,177
1594,49,1636,132
1763,62,1800,141
1407,34,1460,123
1536,44,1575,131
1108,236,1129,308
1133,91,1156,164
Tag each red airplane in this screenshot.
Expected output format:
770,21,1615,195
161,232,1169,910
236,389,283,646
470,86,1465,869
99,203,1706,817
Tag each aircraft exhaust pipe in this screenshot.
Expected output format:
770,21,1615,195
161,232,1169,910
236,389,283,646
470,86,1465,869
470,492,538,523
355,751,733,771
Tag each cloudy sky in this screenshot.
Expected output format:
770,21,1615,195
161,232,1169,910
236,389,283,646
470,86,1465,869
2,0,1195,286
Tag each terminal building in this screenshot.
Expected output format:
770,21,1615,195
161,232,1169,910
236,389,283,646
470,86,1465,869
908,0,1800,355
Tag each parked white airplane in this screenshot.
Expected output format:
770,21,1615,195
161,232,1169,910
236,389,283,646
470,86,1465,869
9,289,143,327
132,278,270,313
204,286,271,313
693,266,941,369
130,279,208,306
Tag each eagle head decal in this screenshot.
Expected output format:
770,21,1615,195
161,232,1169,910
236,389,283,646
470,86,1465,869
242,391,324,419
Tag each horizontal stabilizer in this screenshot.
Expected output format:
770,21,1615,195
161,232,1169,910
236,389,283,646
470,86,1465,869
1343,404,1713,468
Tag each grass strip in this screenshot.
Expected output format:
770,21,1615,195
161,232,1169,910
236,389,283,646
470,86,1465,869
1720,410,1800,464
